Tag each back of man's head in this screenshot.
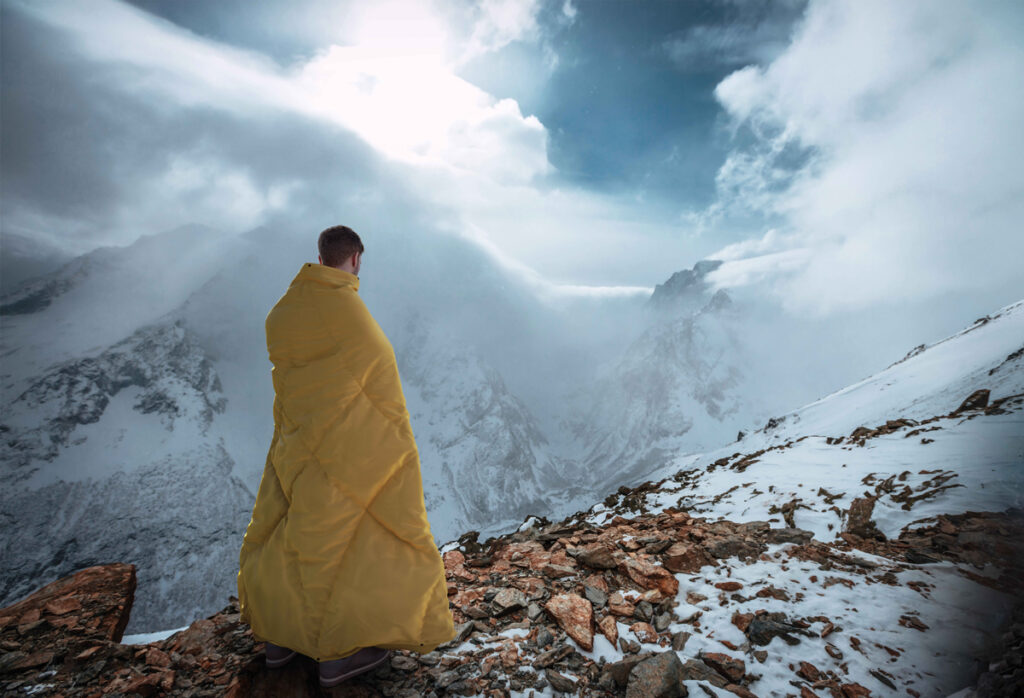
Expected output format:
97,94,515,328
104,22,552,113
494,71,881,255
318,225,364,268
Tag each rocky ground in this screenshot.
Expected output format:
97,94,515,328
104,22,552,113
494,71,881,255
2,491,1021,697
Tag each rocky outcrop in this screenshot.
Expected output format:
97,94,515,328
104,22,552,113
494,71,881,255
2,506,1021,696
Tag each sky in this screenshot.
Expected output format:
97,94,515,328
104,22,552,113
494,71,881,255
1,0,1022,319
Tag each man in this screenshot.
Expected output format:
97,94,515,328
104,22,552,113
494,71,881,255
237,225,455,688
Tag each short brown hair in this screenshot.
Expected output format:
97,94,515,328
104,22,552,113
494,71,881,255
318,225,364,268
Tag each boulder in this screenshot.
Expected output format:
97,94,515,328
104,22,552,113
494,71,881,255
626,651,688,697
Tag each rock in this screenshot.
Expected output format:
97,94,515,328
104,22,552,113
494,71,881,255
609,591,637,617
662,542,714,574
715,581,743,592
527,601,544,621
796,661,821,681
544,593,594,651
654,612,673,632
577,544,620,569
626,651,688,698
844,498,886,541
0,563,136,644
535,626,554,648
956,388,990,412
629,621,659,643
635,600,655,621
765,528,814,545
671,631,691,651
700,652,745,682
724,685,758,698
545,668,577,693
584,585,608,608
707,537,765,561
391,654,419,671
620,637,641,654
746,614,807,646
732,612,753,633
490,587,527,615
533,643,574,668
680,659,728,688
542,563,577,578
619,557,679,597
599,615,620,646
601,652,656,688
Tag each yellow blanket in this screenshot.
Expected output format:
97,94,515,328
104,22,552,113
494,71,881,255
238,263,454,661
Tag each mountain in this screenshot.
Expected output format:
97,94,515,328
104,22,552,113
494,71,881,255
0,231,74,295
0,223,644,632
7,222,1008,641
3,293,1021,697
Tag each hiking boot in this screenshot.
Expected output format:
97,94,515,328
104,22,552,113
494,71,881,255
264,641,297,669
318,647,391,687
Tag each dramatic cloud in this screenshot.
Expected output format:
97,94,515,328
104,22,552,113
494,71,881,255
705,0,1024,315
1,0,683,292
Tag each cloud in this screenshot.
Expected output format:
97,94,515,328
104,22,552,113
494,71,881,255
1,0,688,294
705,0,1024,315
461,0,542,63
663,1,805,73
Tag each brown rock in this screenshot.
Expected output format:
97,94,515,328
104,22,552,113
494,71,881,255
715,581,743,592
629,621,659,644
955,388,990,412
731,612,753,633
844,498,886,541
0,563,135,643
599,615,619,646
578,544,620,570
700,652,745,682
44,596,82,616
601,652,655,687
545,668,577,693
619,557,679,597
608,591,637,617
145,647,172,668
542,563,576,578
725,685,759,698
625,651,686,698
796,661,821,681
662,542,714,574
544,593,594,651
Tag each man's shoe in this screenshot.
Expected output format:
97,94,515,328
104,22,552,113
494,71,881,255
318,647,391,687
264,642,297,669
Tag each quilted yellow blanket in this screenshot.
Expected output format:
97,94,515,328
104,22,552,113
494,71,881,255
238,262,454,661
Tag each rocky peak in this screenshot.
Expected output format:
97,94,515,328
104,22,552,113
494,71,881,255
647,260,724,311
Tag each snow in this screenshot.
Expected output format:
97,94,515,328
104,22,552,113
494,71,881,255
121,625,190,644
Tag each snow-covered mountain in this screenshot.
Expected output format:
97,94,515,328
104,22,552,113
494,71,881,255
6,222,1014,638
1,223,646,631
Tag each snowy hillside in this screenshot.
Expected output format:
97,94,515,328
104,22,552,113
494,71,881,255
589,299,1024,542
